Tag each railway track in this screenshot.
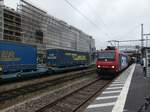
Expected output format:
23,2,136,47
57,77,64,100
0,68,96,93
35,79,111,112
0,68,96,106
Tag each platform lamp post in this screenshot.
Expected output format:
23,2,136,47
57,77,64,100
146,35,148,47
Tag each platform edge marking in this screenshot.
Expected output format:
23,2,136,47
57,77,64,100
112,81,123,83
109,84,124,87
96,95,118,100
102,90,121,94
87,102,116,109
112,82,123,84
106,87,123,90
112,64,136,112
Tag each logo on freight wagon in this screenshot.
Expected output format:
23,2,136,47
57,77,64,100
47,54,56,59
65,53,87,61
0,50,21,61
121,57,127,67
73,55,87,61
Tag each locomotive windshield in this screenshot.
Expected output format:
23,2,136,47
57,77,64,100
98,52,115,60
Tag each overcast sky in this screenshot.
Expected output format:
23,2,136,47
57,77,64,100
4,0,150,49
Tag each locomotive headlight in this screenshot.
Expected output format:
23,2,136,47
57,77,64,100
97,65,101,68
111,66,115,68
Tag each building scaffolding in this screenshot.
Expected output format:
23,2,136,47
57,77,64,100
17,0,47,45
3,6,21,41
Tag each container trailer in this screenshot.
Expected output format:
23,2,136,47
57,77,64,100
0,40,47,79
46,49,90,71
0,40,37,74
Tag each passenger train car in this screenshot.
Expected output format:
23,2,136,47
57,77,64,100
96,47,129,78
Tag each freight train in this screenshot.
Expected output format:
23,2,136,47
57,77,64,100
96,46,129,78
0,40,90,79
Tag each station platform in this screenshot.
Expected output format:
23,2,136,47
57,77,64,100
84,64,150,112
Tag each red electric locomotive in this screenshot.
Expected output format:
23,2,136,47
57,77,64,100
96,46,128,78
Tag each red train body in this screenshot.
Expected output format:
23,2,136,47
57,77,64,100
96,47,128,78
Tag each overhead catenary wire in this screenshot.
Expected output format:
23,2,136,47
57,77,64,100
113,24,140,40
86,0,113,36
64,0,111,38
85,0,139,40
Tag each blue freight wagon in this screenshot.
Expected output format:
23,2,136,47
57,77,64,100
0,40,37,78
46,49,90,69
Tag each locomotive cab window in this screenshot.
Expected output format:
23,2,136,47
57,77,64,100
98,52,115,61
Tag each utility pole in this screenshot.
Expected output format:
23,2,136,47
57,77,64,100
141,24,144,48
146,35,148,47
